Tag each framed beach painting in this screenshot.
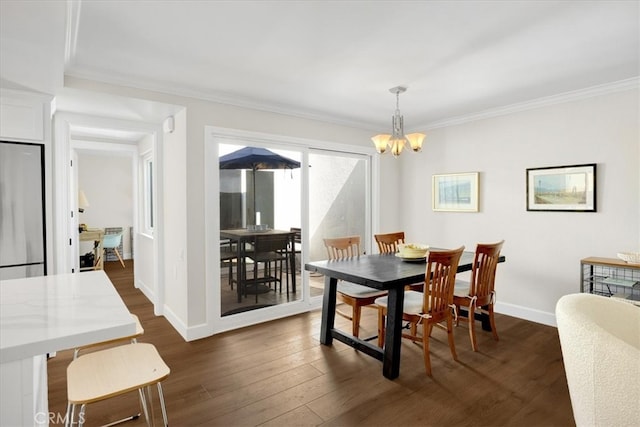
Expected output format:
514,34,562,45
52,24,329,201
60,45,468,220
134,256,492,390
432,172,479,212
526,163,596,212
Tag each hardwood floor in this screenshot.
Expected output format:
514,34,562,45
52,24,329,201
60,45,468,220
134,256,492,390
47,261,575,426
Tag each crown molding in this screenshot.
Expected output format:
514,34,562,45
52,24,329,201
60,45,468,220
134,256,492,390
422,77,640,130
64,68,376,131
65,67,638,134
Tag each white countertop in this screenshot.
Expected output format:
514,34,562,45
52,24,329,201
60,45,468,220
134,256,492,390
0,271,136,363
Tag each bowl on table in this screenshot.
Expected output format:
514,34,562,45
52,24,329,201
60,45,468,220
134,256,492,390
397,243,429,259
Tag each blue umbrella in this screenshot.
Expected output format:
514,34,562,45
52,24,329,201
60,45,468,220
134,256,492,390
219,147,300,225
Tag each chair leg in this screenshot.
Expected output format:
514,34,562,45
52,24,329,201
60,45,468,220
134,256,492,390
352,305,362,338
377,307,386,348
447,315,458,361
113,248,126,268
468,303,478,352
138,387,150,426
422,323,434,376
157,382,169,427
65,402,73,427
78,404,87,427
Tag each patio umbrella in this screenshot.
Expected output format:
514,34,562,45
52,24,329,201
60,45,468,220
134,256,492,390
219,146,300,225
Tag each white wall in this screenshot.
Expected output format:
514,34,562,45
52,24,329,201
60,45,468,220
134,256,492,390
65,77,638,337
161,108,188,326
400,89,639,325
77,152,133,258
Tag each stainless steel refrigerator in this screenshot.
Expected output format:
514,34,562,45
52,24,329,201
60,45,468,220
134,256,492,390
0,141,47,280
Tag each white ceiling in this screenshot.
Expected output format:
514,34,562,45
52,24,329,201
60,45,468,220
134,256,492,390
1,1,639,132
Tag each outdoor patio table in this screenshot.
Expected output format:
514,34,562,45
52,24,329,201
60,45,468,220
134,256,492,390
221,228,297,302
305,251,505,380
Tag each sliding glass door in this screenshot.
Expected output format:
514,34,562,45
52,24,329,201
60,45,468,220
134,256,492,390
210,129,373,328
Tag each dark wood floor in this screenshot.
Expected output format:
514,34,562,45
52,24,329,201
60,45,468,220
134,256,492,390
47,261,575,426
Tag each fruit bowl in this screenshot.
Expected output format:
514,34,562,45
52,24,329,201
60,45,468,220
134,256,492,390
398,243,429,259
617,252,640,264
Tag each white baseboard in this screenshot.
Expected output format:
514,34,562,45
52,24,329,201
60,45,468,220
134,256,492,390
495,301,557,327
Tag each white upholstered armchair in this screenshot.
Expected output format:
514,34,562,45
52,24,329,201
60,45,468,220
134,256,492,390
556,293,640,427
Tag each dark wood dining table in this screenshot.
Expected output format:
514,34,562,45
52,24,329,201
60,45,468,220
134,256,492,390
220,228,297,302
305,251,505,379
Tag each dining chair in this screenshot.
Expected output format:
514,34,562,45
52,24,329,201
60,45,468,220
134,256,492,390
375,246,465,376
374,231,423,292
99,233,125,268
246,234,291,301
374,231,405,254
453,240,504,351
323,236,387,338
220,239,238,289
290,227,302,271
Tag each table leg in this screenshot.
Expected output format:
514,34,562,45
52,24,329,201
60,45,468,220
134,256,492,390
320,276,338,345
382,287,404,379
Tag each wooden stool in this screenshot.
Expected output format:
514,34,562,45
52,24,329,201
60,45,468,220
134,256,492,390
65,343,170,427
73,314,144,359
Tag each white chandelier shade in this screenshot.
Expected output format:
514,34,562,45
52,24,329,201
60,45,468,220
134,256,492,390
371,86,426,158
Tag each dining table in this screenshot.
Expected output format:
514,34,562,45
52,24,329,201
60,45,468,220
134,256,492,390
220,228,297,302
305,250,505,380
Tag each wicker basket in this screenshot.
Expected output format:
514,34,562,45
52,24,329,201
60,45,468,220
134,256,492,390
617,252,640,264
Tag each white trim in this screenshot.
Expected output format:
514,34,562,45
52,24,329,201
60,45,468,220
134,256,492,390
423,77,640,130
52,112,164,316
495,301,557,328
64,65,639,132
204,126,376,336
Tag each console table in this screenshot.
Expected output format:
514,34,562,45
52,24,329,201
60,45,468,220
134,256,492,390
79,228,104,271
580,257,640,305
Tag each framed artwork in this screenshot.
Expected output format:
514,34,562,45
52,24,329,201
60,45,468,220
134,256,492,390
526,163,596,212
432,172,479,212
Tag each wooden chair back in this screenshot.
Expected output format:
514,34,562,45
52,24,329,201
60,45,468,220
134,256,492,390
374,231,405,254
423,246,465,322
469,240,504,305
323,236,361,260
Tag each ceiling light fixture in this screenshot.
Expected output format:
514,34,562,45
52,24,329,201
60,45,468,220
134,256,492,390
371,86,426,158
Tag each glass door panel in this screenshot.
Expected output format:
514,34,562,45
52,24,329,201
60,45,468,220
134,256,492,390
218,143,302,316
308,150,370,295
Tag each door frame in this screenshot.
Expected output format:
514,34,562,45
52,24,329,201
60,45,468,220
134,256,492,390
53,112,165,314
204,126,380,334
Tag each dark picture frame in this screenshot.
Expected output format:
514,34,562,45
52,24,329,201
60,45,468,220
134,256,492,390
526,163,597,212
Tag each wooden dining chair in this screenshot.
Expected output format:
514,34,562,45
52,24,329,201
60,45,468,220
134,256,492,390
374,231,405,254
453,240,504,351
375,246,465,376
323,236,387,338
374,231,423,291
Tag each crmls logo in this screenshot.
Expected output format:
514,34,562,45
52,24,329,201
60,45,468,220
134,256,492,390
34,412,85,425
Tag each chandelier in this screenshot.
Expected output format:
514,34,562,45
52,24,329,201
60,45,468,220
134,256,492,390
371,86,426,158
